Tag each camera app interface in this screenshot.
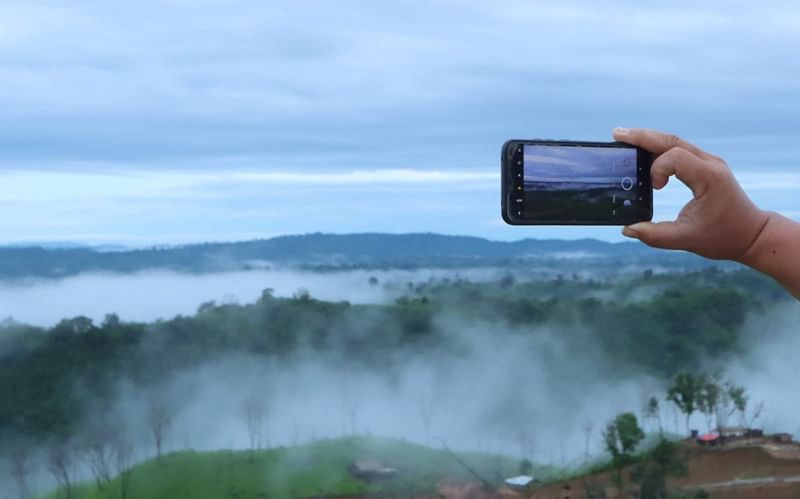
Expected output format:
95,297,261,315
522,144,638,221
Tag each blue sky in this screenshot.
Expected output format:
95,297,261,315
0,0,799,245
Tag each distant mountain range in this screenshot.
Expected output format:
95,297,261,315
0,233,721,279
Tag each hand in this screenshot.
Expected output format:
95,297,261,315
614,127,770,261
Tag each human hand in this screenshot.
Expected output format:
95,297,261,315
615,127,770,261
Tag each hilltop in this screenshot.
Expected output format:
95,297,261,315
39,436,548,499
40,435,800,499
535,437,800,499
0,233,715,279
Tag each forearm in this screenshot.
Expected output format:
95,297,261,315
738,211,800,300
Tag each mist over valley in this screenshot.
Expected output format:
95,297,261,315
0,234,796,499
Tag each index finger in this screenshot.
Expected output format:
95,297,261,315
613,128,710,159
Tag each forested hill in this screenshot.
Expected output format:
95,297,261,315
0,233,714,279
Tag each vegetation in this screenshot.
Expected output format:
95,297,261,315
0,271,773,443
603,413,645,486
0,258,788,498
37,436,537,499
664,372,752,435
632,439,689,499
0,234,717,279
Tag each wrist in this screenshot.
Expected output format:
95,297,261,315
736,210,776,268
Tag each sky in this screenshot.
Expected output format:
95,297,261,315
523,145,637,184
0,0,799,245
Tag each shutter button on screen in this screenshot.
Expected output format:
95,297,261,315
621,177,634,191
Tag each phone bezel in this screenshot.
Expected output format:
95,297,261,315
501,139,653,226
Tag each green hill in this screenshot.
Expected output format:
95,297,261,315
40,436,550,499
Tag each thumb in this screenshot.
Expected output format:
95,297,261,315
622,221,689,250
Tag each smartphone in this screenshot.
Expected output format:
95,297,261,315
501,139,653,225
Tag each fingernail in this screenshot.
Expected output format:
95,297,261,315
614,127,630,136
622,226,639,239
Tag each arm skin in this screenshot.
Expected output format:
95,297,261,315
613,127,800,300
737,212,800,299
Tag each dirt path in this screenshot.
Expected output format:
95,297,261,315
694,474,800,489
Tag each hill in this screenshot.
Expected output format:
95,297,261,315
0,233,713,280
39,436,546,499
535,439,800,499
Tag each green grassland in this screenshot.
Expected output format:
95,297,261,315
40,436,552,499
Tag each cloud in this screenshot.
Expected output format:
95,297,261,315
0,0,798,168
0,1,798,242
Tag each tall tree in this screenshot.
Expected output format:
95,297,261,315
147,399,174,460
240,395,266,458
603,412,645,488
81,426,115,490
644,397,663,436
7,439,35,499
112,435,134,499
47,440,74,499
582,421,595,463
667,373,703,435
697,373,722,433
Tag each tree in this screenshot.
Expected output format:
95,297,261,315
582,421,595,463
743,402,765,440
667,373,703,435
644,397,663,436
418,394,438,446
727,384,749,426
80,426,115,490
715,381,744,430
634,439,688,499
147,399,174,460
7,439,35,499
603,413,645,488
112,435,134,499
697,373,722,433
52,316,97,336
240,395,266,457
604,413,645,460
47,440,75,499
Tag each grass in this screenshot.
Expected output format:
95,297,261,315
39,436,556,499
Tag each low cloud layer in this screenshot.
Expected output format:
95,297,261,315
0,268,505,327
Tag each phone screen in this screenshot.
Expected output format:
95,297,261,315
503,141,651,225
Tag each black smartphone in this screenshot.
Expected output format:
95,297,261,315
501,139,653,225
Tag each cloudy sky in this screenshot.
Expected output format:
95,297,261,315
523,146,637,184
1,0,799,245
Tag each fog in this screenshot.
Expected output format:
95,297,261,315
0,268,507,327
725,301,800,437
2,269,799,498
1,309,663,497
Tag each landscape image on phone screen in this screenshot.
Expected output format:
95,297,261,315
523,144,638,222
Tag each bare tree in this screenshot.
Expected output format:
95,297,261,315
47,440,75,499
7,440,35,499
148,399,174,460
240,395,266,457
112,435,134,499
338,371,360,436
81,426,115,490
347,398,360,436
644,396,663,436
581,421,595,463
715,382,741,430
744,402,765,436
418,395,437,446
